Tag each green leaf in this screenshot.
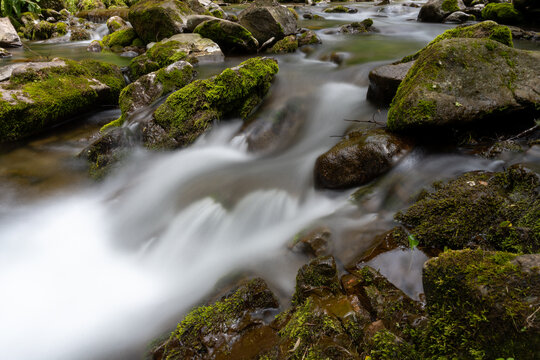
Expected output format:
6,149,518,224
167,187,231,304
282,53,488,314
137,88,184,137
408,234,419,250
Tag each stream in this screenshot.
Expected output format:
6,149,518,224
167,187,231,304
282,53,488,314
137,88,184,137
0,2,538,359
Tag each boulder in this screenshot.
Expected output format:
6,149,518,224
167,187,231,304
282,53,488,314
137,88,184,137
0,17,22,47
292,255,341,305
418,0,466,22
87,40,102,52
481,3,523,24
193,18,258,54
128,0,194,43
151,278,280,360
338,18,374,34
387,38,539,132
394,164,540,253
106,15,130,33
0,59,125,142
238,0,297,44
20,20,68,40
297,29,321,46
184,14,216,32
268,34,297,54
443,10,475,23
128,33,223,79
76,8,130,22
367,61,414,106
39,0,65,11
102,27,138,47
422,249,540,359
150,57,278,148
314,128,412,190
324,5,357,13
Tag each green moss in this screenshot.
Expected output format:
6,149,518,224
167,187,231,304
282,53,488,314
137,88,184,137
147,40,187,66
482,3,523,24
153,57,278,147
369,330,417,360
210,8,224,18
193,19,257,54
100,116,125,132
324,5,349,13
131,37,144,47
394,165,539,253
128,54,160,80
22,20,69,40
441,0,459,13
102,27,137,47
269,35,298,54
292,256,341,306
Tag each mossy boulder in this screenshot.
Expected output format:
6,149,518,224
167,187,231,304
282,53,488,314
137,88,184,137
324,5,357,13
238,0,297,44
297,29,321,46
338,19,374,34
292,255,341,306
314,128,412,190
106,15,129,33
151,278,280,360
421,249,540,359
128,0,193,43
39,0,65,11
367,61,414,106
193,18,258,54
398,21,514,64
481,3,523,24
102,27,137,47
268,34,297,54
418,0,466,22
76,8,130,22
21,20,68,40
387,38,540,132
70,27,92,41
77,0,105,11
0,59,125,142
394,164,540,253
150,57,278,148
128,33,223,79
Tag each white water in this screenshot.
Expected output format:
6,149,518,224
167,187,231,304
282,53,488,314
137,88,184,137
0,83,365,360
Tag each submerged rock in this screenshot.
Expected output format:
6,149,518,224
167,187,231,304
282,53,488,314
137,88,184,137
418,0,466,22
0,59,125,142
268,34,297,54
395,164,540,253
338,19,374,34
150,57,278,148
193,18,258,54
314,128,412,190
297,29,321,46
0,17,22,47
387,38,539,132
367,61,414,106
238,0,297,44
324,5,358,13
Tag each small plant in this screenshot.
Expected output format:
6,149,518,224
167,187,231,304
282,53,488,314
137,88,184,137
1,0,41,19
408,234,419,250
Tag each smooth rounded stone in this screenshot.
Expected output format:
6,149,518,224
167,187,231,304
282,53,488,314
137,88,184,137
387,38,540,132
444,10,474,23
185,14,216,32
193,19,258,54
0,47,11,57
128,0,193,43
366,61,414,106
161,33,224,62
418,0,466,22
314,128,412,189
0,17,22,47
238,0,297,44
106,15,129,34
87,40,102,52
120,50,139,57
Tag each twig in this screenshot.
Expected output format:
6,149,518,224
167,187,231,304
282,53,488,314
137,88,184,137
508,124,539,141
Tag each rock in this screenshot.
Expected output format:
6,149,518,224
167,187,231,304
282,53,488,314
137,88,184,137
268,34,297,53
444,10,474,23
507,25,539,40
150,57,278,149
128,0,194,43
418,0,466,22
297,29,321,46
238,0,297,44
70,27,92,41
481,2,523,24
77,0,105,11
76,8,130,23
20,20,68,40
128,33,223,79
367,61,414,106
197,0,226,19
106,15,129,33
314,128,412,190
184,14,216,32
0,47,12,57
0,59,125,142
290,227,332,257
151,278,280,360
338,18,374,34
387,38,540,132
120,50,138,57
39,0,65,11
397,21,514,63
394,164,540,253
102,27,138,48
324,5,357,13
87,40,102,52
292,255,341,305
193,18,258,54
422,249,540,359
0,17,22,47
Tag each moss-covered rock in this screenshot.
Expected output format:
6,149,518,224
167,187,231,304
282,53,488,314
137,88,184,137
102,27,137,47
150,57,278,148
77,0,105,11
21,20,68,40
193,18,258,54
292,255,341,306
481,3,523,25
421,249,540,359
418,0,466,22
338,18,374,34
0,59,125,142
238,0,297,44
128,0,193,43
324,5,356,13
387,38,540,132
297,29,321,47
268,34,297,54
70,27,92,41
314,128,413,190
128,33,222,80
76,8,130,22
152,278,280,360
39,0,65,11
394,164,540,253
398,21,513,63
367,61,414,106
106,15,129,33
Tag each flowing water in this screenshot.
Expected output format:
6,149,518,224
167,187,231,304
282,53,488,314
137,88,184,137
0,2,538,359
